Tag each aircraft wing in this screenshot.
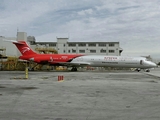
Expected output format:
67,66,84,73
50,61,91,67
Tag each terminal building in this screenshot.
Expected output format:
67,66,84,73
0,32,123,57
28,37,123,56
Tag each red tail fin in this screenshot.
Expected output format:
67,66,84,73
13,41,37,56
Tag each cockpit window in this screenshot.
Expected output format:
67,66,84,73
145,58,151,61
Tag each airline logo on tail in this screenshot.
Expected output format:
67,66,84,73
22,47,31,53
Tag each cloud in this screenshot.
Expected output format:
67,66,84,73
0,0,160,57
78,8,93,16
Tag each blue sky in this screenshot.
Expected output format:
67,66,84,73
0,0,160,58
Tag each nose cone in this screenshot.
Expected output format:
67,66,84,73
150,62,157,67
144,61,157,68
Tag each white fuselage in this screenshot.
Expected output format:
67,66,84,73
71,55,157,69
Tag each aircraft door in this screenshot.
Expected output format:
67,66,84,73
140,60,143,65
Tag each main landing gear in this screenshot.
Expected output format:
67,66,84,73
71,67,77,71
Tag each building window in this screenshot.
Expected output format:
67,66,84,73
68,43,76,47
72,49,76,53
88,43,96,47
100,49,106,53
64,50,65,53
79,50,85,53
109,43,115,47
99,43,106,47
109,50,115,53
78,43,86,46
40,43,46,46
64,44,65,47
30,41,36,45
90,50,96,53
49,43,56,47
68,50,70,53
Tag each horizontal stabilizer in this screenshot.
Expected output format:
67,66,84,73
4,40,25,45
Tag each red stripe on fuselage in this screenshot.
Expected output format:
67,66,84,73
20,54,84,63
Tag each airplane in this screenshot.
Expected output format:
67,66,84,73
11,40,157,72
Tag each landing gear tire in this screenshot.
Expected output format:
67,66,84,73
136,68,141,72
71,67,77,71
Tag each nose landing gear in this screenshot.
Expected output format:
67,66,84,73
145,69,150,72
135,68,150,72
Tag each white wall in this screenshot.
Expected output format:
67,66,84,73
0,37,18,57
57,38,68,54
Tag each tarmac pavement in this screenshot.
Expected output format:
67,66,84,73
0,68,160,120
